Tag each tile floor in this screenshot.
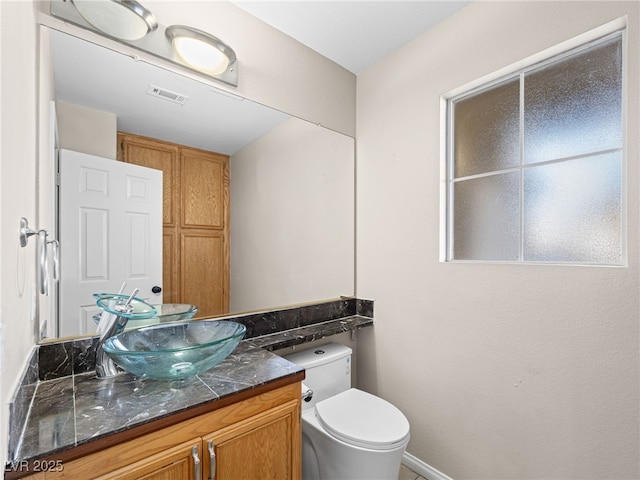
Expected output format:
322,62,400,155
399,463,428,480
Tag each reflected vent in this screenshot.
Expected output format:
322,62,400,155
146,85,189,105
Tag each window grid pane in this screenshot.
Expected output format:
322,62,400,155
524,36,623,165
453,78,520,178
452,172,520,261
523,152,622,264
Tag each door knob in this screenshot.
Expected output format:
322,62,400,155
152,286,162,294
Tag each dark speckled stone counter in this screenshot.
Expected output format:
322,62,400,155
6,298,373,479
14,343,301,464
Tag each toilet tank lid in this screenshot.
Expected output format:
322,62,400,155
315,388,410,450
283,342,352,369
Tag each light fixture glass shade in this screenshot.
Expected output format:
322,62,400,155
166,25,236,76
71,0,157,41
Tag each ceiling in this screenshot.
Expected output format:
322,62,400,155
230,1,471,74
49,1,471,154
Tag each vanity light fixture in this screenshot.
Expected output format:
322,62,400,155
70,0,158,41
165,25,237,76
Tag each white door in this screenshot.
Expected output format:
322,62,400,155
59,149,163,337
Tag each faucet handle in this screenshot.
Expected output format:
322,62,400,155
114,288,140,314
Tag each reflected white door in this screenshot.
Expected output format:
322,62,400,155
59,149,163,337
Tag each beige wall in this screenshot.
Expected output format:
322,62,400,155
0,0,38,466
230,117,355,312
356,2,639,479
56,101,117,159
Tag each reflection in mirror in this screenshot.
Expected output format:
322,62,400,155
40,26,355,342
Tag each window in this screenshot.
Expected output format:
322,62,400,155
445,31,624,265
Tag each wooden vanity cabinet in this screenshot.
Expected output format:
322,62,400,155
41,383,301,480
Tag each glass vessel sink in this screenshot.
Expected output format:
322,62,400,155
102,320,246,381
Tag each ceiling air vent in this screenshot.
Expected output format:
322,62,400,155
146,85,189,105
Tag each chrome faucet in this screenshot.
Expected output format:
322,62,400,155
95,289,138,378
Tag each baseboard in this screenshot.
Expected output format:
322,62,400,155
402,452,454,480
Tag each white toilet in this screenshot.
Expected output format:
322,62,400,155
284,343,410,480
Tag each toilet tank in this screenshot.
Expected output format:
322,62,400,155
284,343,352,407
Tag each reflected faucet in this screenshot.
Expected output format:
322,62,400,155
95,290,138,378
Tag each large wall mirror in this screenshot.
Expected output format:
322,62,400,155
39,24,355,342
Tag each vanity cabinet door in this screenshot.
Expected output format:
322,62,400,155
94,439,202,480
202,400,301,480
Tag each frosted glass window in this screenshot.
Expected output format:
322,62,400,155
524,37,622,164
446,31,624,265
453,172,520,261
523,153,622,263
453,79,520,177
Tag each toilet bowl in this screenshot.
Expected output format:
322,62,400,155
284,343,410,480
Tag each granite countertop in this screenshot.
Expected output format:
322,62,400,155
14,342,302,465
6,298,373,478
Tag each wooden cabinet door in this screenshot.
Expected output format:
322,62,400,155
181,232,227,316
162,231,180,304
94,440,201,480
180,148,228,230
179,147,229,317
202,400,301,480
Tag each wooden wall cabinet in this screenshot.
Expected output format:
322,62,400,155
118,133,230,317
39,383,301,480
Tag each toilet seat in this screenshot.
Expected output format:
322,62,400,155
314,388,410,451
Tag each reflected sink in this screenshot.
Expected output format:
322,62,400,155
93,303,199,330
102,320,246,381
151,303,199,322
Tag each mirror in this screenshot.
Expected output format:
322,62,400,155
39,26,355,342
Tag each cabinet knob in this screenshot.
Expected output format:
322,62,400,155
152,286,162,294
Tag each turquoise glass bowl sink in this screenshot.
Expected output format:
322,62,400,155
102,320,246,381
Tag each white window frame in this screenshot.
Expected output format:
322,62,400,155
439,17,628,266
